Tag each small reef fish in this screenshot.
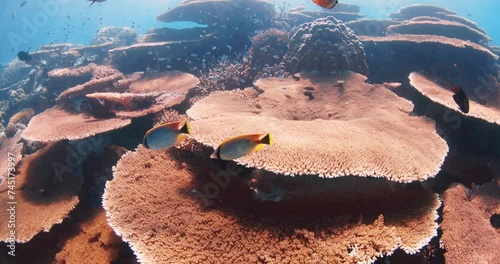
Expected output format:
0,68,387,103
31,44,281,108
20,1,28,7
312,0,339,9
88,0,106,7
12,12,15,18
451,85,469,113
17,51,32,62
143,121,190,150
211,133,272,160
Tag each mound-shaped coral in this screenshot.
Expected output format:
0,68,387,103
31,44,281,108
91,26,137,48
187,72,448,182
441,183,500,264
0,142,82,242
283,16,368,75
409,72,500,125
103,145,441,263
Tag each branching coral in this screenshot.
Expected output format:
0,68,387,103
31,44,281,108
283,16,368,75
187,71,448,182
249,29,289,69
103,145,441,264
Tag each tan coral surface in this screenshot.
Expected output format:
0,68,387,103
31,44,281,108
103,146,440,264
409,72,500,125
22,106,131,142
441,183,500,264
0,143,82,242
187,72,448,182
55,208,125,264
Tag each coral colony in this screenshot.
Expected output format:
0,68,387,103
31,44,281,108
1,1,500,264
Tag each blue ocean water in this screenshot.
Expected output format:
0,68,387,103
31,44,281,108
0,0,498,64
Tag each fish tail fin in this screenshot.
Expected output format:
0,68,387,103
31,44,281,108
180,121,190,134
260,133,272,145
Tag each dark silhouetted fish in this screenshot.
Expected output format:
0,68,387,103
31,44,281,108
17,51,32,62
20,1,28,7
312,0,338,9
88,0,106,7
451,85,469,113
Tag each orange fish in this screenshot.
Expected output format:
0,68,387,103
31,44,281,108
211,133,273,160
312,0,339,9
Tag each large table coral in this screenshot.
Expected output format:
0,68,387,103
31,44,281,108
103,145,440,264
187,72,448,182
409,72,500,125
0,142,82,243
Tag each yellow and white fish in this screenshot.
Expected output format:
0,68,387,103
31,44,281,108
143,121,190,150
211,133,272,160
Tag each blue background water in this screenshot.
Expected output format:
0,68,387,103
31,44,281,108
0,0,498,64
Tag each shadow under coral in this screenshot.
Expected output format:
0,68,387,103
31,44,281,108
104,143,440,263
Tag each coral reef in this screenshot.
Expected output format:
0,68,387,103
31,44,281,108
91,26,138,48
0,142,82,242
187,72,448,182
103,145,440,263
0,130,23,183
4,108,35,138
360,34,498,86
409,72,500,125
193,55,254,98
441,183,500,263
283,16,368,75
249,29,289,69
0,60,33,89
54,209,126,264
111,0,275,73
390,4,485,33
21,105,132,142
387,17,490,44
55,65,123,101
87,71,199,118
278,3,364,28
345,19,397,36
